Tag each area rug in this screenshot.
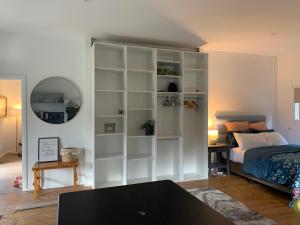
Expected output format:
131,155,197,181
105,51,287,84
189,188,278,225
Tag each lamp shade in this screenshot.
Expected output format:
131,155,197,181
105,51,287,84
208,129,219,145
8,105,22,117
0,96,7,118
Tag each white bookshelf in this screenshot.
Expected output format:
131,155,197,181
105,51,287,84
183,52,208,180
93,42,208,188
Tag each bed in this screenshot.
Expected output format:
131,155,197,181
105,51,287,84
215,113,300,206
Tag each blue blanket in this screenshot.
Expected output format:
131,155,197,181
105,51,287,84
242,144,300,206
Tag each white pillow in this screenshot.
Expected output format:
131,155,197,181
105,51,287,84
233,133,268,151
261,132,288,146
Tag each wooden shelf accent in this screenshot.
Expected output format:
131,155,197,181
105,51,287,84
32,160,79,198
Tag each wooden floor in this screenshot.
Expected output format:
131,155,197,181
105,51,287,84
0,153,22,193
0,154,299,225
179,176,300,225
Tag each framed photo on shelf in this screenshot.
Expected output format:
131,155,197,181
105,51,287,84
104,123,116,133
38,137,59,162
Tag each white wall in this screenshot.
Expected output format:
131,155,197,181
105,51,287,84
208,52,277,128
277,51,300,144
0,31,91,190
0,29,278,190
0,80,21,157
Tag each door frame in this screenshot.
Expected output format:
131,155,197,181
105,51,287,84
0,74,28,190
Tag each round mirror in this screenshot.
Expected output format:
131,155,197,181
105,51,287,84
30,77,81,124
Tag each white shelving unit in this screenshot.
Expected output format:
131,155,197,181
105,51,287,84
93,43,208,188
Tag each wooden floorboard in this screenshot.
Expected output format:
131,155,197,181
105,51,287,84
0,153,22,193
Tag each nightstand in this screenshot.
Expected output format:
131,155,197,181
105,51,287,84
208,143,230,176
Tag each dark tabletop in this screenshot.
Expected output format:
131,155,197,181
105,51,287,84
58,180,234,225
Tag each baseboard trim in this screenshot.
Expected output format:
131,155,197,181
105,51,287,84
0,151,18,159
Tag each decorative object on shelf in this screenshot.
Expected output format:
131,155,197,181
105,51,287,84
184,98,200,111
104,123,116,133
208,130,219,145
139,120,154,135
60,148,82,163
0,96,7,118
157,61,180,76
162,96,179,107
38,137,59,162
157,68,179,76
168,82,178,92
30,77,81,124
118,109,123,115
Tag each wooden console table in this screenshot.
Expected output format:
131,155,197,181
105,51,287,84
32,160,79,198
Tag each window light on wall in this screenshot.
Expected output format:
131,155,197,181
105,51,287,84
0,96,7,118
294,87,300,121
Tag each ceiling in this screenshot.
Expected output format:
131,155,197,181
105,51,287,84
0,0,300,55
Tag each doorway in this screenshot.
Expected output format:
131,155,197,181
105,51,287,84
0,75,27,192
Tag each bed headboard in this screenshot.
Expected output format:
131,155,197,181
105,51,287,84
215,111,266,143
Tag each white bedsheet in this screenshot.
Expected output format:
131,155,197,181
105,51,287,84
230,147,245,163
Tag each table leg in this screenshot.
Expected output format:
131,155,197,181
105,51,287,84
33,170,38,198
37,170,41,191
227,150,230,175
208,152,211,176
73,167,77,192
41,170,44,189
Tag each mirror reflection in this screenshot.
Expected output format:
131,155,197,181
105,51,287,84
30,77,81,124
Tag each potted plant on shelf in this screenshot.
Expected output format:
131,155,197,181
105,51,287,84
139,120,154,135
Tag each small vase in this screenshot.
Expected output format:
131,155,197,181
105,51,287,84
145,126,154,135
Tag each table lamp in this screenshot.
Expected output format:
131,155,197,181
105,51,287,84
208,129,218,145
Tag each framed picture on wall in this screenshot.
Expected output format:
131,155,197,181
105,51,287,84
38,137,59,162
